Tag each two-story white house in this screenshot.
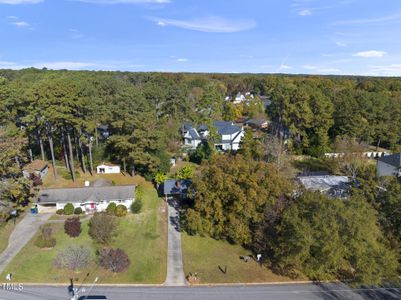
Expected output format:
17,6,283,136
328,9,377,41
181,121,244,151
377,153,401,177
213,121,245,151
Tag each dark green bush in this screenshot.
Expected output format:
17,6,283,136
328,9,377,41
115,205,127,217
56,209,64,215
74,207,83,215
64,203,74,215
130,200,142,214
106,202,117,215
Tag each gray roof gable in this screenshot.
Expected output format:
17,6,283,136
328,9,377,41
378,153,401,168
213,120,241,135
38,185,136,204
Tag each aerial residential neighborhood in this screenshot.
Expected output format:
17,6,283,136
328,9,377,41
0,1,400,300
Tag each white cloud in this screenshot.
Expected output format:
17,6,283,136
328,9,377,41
71,0,170,4
298,9,311,16
7,16,19,19
0,0,42,4
68,29,85,39
335,41,347,47
333,12,401,26
353,50,387,58
176,58,188,62
367,64,401,76
303,64,317,70
33,61,96,69
10,21,30,27
148,16,256,33
279,64,292,70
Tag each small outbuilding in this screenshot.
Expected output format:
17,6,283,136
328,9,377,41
163,179,192,200
22,160,48,179
96,163,121,174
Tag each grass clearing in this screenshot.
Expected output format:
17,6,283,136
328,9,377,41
0,221,16,254
1,184,167,284
181,233,292,284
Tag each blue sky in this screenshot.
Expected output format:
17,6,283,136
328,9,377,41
0,0,401,75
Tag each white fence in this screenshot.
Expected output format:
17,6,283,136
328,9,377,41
324,152,389,159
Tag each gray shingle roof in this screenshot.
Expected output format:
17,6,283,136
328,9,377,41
163,179,191,195
378,153,401,168
189,128,201,140
38,185,136,204
213,121,241,136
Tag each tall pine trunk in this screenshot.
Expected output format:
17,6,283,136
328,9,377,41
88,140,94,175
62,132,70,172
39,135,46,161
67,132,76,182
78,129,86,173
48,134,57,179
28,148,33,162
95,127,98,147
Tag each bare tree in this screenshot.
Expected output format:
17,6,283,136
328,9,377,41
98,248,130,273
54,245,92,271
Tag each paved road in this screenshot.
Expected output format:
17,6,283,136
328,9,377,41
0,213,52,274
0,283,400,300
163,200,186,286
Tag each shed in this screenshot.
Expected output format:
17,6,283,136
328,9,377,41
96,163,121,174
22,160,48,179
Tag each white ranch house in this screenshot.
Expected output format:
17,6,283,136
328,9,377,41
37,185,135,213
96,163,121,174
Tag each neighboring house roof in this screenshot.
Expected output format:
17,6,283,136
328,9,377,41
198,125,209,131
188,128,201,140
214,121,242,135
37,185,136,204
23,160,48,173
163,179,191,195
298,175,350,198
377,153,401,168
182,122,193,132
245,118,268,127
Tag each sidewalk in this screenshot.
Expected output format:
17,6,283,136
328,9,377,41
0,213,52,274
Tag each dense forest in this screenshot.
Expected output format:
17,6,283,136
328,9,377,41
0,68,400,285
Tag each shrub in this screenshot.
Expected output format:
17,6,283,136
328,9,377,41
54,245,92,271
56,209,64,215
130,200,142,214
106,202,116,215
88,212,117,245
176,166,193,180
34,225,56,248
135,184,144,201
64,217,81,238
115,205,127,217
98,248,130,273
74,207,83,215
64,203,74,215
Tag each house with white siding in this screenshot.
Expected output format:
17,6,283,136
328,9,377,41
377,153,401,177
37,185,135,213
181,121,244,151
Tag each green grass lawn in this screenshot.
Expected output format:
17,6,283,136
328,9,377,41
43,165,148,189
1,184,167,284
181,233,292,284
0,221,16,254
